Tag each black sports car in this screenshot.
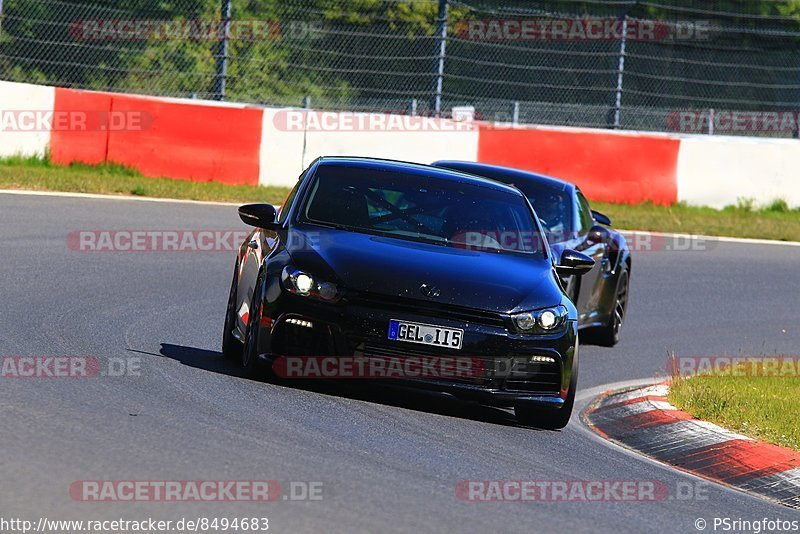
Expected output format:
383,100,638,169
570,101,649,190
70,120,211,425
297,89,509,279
432,161,631,347
223,157,596,429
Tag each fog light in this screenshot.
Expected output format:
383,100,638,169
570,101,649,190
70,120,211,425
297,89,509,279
286,318,314,328
530,355,556,364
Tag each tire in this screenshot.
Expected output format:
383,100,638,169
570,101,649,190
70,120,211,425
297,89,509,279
515,343,579,430
241,271,267,378
591,266,630,347
222,261,243,361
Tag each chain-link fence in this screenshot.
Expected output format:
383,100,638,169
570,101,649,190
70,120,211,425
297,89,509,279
2,0,800,137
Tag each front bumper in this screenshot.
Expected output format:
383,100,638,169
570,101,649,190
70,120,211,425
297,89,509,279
258,291,578,409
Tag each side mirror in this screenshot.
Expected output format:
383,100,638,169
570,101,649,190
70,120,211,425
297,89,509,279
556,249,595,277
239,204,278,229
592,210,612,226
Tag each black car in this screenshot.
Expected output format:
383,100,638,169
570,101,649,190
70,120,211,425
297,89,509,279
432,161,631,347
223,157,595,429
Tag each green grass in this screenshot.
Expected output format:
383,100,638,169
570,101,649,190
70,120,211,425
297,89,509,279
594,200,800,242
669,368,800,452
0,154,290,205
1,155,799,241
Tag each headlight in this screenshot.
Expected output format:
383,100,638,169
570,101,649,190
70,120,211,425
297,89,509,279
512,305,568,334
294,273,314,295
281,267,341,302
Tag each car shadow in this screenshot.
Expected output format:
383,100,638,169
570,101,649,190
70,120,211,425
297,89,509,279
153,343,547,431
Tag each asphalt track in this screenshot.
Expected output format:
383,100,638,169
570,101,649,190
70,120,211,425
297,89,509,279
0,192,798,533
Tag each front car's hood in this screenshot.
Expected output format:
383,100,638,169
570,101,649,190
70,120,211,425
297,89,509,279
286,226,563,313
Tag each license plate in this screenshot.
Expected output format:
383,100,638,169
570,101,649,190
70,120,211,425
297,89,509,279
387,320,463,350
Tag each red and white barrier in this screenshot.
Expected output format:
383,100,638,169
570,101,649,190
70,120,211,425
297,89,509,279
0,81,55,158
258,109,479,186
1,80,799,208
477,124,680,205
49,88,263,185
678,136,800,208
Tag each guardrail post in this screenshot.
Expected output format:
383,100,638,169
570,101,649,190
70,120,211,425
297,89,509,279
212,0,233,101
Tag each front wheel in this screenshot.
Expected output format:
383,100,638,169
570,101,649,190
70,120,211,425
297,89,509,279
589,266,629,347
242,272,268,378
222,261,243,361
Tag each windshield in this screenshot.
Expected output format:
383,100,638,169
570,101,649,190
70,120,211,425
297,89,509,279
432,163,573,243
302,165,545,256
513,183,572,243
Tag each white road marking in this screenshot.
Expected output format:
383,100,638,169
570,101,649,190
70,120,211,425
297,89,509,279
0,189,240,206
620,229,800,247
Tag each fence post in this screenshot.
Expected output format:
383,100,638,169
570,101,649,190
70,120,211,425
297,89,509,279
430,0,449,118
512,101,520,125
301,96,311,170
212,0,233,101
708,108,714,135
0,0,5,34
612,16,628,129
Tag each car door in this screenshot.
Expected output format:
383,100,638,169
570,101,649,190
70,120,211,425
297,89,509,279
572,190,606,325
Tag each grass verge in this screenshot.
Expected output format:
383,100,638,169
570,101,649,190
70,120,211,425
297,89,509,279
0,155,290,205
669,368,800,452
1,156,799,241
594,201,800,242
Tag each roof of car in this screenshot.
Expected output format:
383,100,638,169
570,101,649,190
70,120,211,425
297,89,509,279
316,156,524,196
432,160,574,194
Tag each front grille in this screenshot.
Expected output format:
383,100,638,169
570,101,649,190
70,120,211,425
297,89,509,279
346,291,508,328
353,341,562,394
360,342,455,359
356,341,494,386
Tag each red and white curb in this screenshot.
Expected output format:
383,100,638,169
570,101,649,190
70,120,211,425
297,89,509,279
584,383,800,509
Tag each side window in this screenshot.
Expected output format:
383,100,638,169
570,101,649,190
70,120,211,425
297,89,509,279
276,180,301,224
575,191,594,235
